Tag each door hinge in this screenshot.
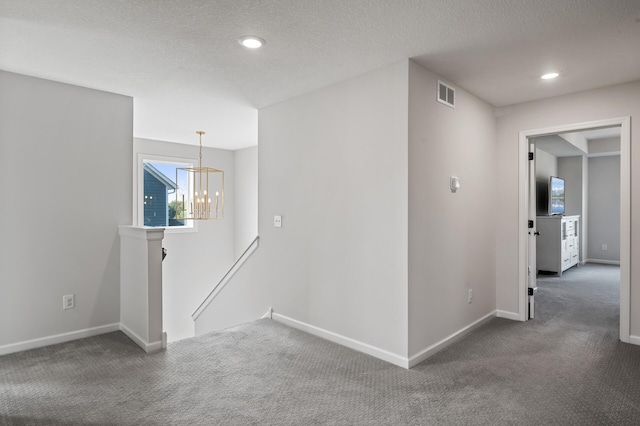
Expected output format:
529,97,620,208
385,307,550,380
528,220,534,229
528,287,537,296
529,152,534,160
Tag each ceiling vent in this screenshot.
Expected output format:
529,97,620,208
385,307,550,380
437,80,455,108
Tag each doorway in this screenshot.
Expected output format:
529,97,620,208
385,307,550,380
518,117,631,342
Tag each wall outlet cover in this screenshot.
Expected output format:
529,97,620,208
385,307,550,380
63,294,75,310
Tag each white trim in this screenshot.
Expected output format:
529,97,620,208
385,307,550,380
261,307,273,319
518,117,631,343
588,151,620,158
119,323,163,353
118,225,165,241
496,310,521,321
0,323,120,356
408,311,497,368
629,335,640,346
585,259,621,266
518,130,528,321
271,310,502,369
271,312,410,369
619,117,631,343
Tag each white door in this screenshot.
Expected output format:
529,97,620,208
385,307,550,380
528,140,538,319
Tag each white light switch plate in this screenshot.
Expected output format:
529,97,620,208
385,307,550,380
450,176,460,192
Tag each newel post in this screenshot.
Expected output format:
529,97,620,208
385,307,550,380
118,226,166,353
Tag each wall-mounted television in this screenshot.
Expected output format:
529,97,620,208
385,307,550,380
549,176,565,215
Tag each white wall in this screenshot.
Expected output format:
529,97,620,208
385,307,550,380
534,148,558,216
590,137,621,155
0,71,132,349
233,146,258,258
558,155,585,260
196,61,410,359
587,155,620,262
133,138,235,342
559,132,589,153
196,60,500,366
407,61,497,357
535,148,558,181
496,80,640,333
557,156,583,217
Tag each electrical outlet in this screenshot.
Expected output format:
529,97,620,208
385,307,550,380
467,289,473,304
63,294,75,310
602,244,608,251
274,215,282,228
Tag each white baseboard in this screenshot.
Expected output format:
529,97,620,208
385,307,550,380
408,310,497,368
585,259,620,266
0,323,120,356
261,307,273,319
271,310,502,369
629,335,640,346
119,323,163,353
271,312,409,369
496,310,522,321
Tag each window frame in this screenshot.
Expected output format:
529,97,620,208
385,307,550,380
136,153,197,233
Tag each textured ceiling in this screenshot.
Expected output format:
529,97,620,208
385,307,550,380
1,0,639,149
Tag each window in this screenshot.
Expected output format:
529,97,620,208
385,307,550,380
137,155,195,231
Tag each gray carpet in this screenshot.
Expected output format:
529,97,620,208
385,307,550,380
2,263,639,425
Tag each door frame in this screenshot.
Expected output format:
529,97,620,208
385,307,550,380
518,116,631,343
527,139,537,320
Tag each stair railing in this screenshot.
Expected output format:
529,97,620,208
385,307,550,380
191,236,260,320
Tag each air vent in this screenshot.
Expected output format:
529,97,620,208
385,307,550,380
437,80,455,108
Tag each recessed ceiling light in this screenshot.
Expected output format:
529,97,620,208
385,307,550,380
238,35,265,49
541,72,560,80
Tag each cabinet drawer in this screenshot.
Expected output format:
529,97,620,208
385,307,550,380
563,237,575,252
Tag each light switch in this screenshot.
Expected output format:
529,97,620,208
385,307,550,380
450,176,460,193
274,215,282,228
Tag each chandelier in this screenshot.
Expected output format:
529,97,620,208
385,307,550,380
175,131,224,221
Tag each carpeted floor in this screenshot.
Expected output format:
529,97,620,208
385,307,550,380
2,263,639,425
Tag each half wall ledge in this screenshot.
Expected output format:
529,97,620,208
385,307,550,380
118,226,166,353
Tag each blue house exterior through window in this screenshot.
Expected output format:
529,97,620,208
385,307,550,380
143,163,177,226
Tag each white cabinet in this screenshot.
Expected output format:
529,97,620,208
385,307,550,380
536,215,580,276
